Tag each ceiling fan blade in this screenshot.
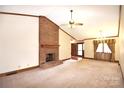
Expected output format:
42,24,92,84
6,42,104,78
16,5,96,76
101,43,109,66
60,24,74,28
75,23,83,26
60,24,68,26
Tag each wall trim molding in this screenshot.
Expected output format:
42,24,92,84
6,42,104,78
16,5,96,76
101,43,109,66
0,65,39,77
119,64,124,81
39,16,41,67
114,60,119,63
118,5,121,37
0,12,39,17
61,58,71,61
83,57,94,60
84,57,119,63
79,36,119,41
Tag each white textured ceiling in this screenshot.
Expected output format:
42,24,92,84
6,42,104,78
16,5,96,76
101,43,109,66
0,5,119,40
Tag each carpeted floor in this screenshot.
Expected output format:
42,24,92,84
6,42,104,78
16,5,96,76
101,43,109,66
0,59,124,88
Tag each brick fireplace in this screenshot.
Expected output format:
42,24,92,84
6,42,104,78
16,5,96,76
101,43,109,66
39,16,60,65
40,45,59,64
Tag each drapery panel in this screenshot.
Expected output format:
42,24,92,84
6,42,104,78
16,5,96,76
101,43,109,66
93,39,115,62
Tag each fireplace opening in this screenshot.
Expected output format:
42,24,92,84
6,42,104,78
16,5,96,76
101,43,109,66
46,53,55,62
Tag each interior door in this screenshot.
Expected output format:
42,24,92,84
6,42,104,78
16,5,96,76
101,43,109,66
71,43,77,56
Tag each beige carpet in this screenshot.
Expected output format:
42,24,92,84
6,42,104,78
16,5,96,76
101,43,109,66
0,59,124,88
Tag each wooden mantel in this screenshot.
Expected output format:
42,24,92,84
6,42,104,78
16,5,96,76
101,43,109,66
41,44,60,48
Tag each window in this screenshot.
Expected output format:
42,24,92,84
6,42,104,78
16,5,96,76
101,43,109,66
77,44,83,56
96,43,112,53
103,43,112,53
96,43,103,52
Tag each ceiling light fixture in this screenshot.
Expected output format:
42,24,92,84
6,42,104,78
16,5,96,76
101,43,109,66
61,10,83,28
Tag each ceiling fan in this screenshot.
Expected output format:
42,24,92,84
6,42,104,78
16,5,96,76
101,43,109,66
61,10,83,28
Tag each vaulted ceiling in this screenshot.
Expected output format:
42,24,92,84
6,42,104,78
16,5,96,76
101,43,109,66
0,5,120,40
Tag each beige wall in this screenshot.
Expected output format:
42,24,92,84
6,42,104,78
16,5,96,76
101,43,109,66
84,40,94,58
0,14,39,73
59,29,74,60
84,37,119,60
119,6,124,76
115,37,120,60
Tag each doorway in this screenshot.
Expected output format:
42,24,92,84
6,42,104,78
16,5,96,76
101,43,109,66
71,43,84,57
